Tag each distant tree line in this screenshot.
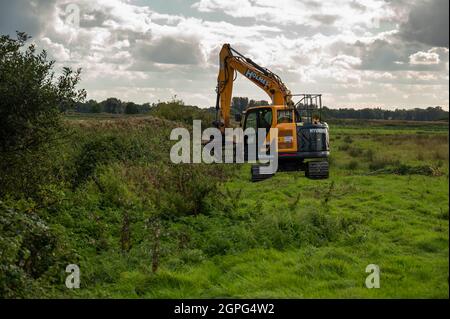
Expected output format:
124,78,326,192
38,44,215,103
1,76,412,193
231,97,269,114
230,97,448,122
74,98,152,114
74,95,448,122
321,106,448,121
73,96,270,117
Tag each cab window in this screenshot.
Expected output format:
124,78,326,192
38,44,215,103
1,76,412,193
260,108,273,130
277,110,293,124
244,111,257,130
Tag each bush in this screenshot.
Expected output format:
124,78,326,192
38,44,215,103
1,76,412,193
73,135,135,187
152,163,226,217
0,200,64,298
149,100,213,125
0,32,85,154
0,32,85,198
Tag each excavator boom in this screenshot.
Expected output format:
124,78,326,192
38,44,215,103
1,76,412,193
214,44,293,129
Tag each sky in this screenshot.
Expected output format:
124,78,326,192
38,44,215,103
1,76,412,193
0,0,448,109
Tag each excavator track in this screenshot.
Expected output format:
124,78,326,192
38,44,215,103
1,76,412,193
305,161,329,179
251,164,274,182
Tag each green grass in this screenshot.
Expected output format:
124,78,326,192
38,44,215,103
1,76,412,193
70,171,447,298
52,120,449,299
4,115,446,298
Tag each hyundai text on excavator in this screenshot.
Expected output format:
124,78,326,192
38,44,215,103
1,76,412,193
213,44,330,181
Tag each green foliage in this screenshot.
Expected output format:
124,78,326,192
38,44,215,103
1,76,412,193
151,163,227,217
231,97,269,114
149,99,214,125
0,97,448,298
0,200,72,298
0,32,85,198
0,32,85,154
72,135,132,187
101,98,123,114
322,106,448,121
75,98,150,114
125,102,139,114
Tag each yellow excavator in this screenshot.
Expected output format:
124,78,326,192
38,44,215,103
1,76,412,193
213,43,330,181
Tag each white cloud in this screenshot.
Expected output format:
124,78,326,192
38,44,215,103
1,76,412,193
192,0,397,29
409,50,440,65
39,37,71,61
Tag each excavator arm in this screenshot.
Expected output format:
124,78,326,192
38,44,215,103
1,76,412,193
213,44,294,131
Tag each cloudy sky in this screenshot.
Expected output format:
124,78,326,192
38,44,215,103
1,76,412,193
0,0,448,109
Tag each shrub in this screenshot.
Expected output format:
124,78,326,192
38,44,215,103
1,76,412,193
149,100,213,125
152,164,225,217
72,135,133,187
0,32,85,198
0,200,61,297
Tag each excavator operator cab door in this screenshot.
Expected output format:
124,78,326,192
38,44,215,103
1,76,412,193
243,107,273,160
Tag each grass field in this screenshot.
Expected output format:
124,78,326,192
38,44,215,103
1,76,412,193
2,113,447,298
77,173,448,298
48,116,447,299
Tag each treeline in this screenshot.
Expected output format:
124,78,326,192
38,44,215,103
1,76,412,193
74,98,151,114
231,97,449,121
74,95,448,122
231,97,448,122
322,106,448,122
74,96,270,116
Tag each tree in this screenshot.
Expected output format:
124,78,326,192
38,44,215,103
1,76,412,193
0,32,85,197
232,97,248,114
101,97,123,114
91,101,101,113
125,102,139,114
0,32,85,154
140,102,151,113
